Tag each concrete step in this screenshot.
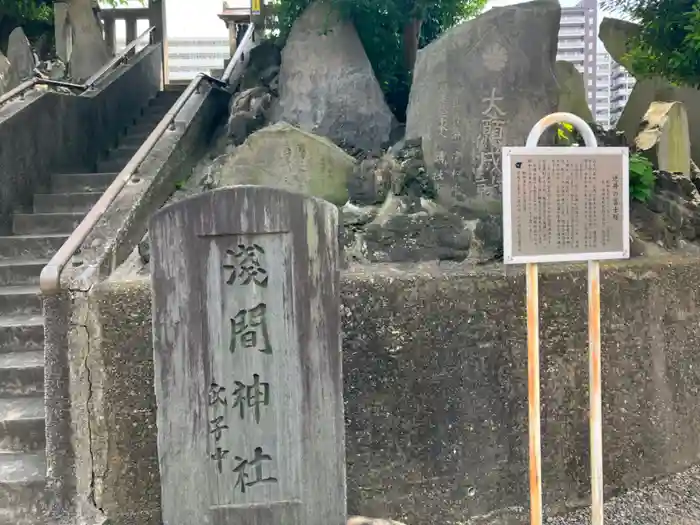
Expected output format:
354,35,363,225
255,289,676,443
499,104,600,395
97,155,131,173
0,452,46,523
110,144,140,159
51,173,116,193
118,132,150,149
33,192,101,214
127,120,159,138
0,352,43,398
0,235,69,262
0,398,44,453
139,107,169,122
0,316,43,354
0,261,46,287
0,287,40,318
13,213,85,236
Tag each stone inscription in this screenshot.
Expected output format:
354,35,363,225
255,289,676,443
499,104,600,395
506,151,627,261
208,241,278,495
476,88,507,198
150,186,345,525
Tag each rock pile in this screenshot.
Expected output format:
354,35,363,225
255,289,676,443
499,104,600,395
149,0,700,270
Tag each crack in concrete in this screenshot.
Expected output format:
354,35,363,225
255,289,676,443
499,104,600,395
78,322,99,510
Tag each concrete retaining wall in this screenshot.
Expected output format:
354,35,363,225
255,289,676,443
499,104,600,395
0,44,162,235
78,258,700,525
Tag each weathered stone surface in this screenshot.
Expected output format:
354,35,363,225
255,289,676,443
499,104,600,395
90,259,700,525
343,138,482,264
405,0,560,209
636,101,691,176
0,51,19,94
7,27,36,81
276,1,397,152
67,0,111,81
599,17,700,165
150,186,345,525
554,60,594,123
54,1,72,63
227,86,275,146
598,17,639,72
239,39,281,92
209,122,354,205
348,138,428,206
631,171,700,256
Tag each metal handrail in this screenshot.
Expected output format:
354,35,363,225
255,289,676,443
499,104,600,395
39,23,257,295
0,26,155,108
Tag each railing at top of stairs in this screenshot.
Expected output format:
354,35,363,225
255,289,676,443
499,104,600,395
0,25,157,108
39,22,258,296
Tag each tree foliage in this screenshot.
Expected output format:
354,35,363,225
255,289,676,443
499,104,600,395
272,0,486,120
604,0,700,87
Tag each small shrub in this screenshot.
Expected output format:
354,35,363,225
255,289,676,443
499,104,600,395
629,153,656,202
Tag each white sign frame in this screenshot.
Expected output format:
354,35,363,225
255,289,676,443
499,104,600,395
502,146,630,265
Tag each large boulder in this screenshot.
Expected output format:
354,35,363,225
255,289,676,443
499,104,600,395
205,122,354,205
598,17,639,72
67,0,110,81
554,60,594,123
405,0,560,212
599,17,700,165
0,51,19,95
7,27,36,82
275,1,397,152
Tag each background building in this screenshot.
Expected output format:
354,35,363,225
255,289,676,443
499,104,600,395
556,0,599,115
555,0,637,128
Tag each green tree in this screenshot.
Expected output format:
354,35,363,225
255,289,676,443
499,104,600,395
603,0,700,87
273,0,486,120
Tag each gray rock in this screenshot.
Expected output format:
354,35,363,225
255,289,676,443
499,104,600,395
405,0,560,210
0,51,18,94
239,39,282,91
7,27,36,81
208,121,355,205
363,208,473,263
276,1,397,152
554,60,593,123
348,138,432,206
138,233,150,264
226,86,274,145
67,0,110,81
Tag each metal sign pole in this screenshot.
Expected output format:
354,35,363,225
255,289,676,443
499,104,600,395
525,261,542,525
519,113,608,525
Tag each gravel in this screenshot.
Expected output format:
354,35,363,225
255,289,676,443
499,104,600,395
546,464,700,525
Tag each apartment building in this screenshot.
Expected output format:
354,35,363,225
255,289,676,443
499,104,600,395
609,59,636,124
556,0,599,114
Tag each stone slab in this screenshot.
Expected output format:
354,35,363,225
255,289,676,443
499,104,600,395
149,186,345,525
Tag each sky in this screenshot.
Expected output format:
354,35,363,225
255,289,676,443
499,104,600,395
108,0,619,39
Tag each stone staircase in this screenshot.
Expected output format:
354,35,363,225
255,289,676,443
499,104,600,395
0,86,184,525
